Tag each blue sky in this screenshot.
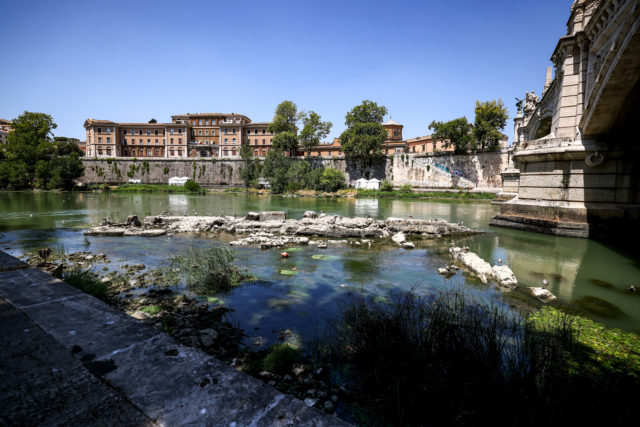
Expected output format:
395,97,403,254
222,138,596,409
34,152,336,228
0,0,572,143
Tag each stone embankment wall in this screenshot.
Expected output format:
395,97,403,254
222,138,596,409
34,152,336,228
80,151,507,189
391,151,508,189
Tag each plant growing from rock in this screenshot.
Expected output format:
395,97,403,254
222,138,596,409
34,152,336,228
169,244,250,294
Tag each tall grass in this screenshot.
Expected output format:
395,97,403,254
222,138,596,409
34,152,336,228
63,269,110,300
169,244,249,294
319,287,639,426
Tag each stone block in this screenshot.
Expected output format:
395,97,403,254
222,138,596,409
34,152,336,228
259,211,286,222
23,294,160,361
0,268,82,308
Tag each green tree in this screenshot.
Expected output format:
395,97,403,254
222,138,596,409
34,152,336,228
428,117,472,154
0,112,84,189
262,149,292,193
3,112,57,188
339,100,388,175
148,118,157,123
239,143,261,188
284,160,312,192
299,111,332,155
317,168,346,192
268,100,303,157
472,99,508,151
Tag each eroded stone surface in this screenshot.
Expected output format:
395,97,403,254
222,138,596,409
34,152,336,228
85,212,481,247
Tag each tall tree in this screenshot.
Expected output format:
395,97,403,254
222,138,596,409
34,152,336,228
428,117,472,154
3,112,57,188
268,100,303,156
339,100,388,175
239,143,261,188
148,118,157,123
299,111,332,155
473,99,508,151
0,112,84,189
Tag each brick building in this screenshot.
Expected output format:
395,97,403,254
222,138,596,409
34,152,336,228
0,119,12,145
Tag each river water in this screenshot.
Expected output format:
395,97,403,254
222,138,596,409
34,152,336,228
1,191,638,348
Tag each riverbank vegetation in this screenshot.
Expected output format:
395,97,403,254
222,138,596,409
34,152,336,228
316,288,640,425
357,185,496,200
0,112,84,190
110,181,204,193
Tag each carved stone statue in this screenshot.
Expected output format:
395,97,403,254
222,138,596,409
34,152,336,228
524,90,540,116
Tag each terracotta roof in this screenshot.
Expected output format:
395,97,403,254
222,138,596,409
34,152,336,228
244,122,270,127
0,119,12,125
171,113,250,120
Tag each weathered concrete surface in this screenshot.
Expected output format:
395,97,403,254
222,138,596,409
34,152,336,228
0,297,151,426
0,251,28,271
0,252,349,426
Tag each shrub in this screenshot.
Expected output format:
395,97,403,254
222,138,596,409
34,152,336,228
262,343,300,374
63,269,109,300
399,184,413,193
304,167,324,190
317,168,346,192
380,179,394,191
183,180,201,192
169,244,249,294
320,287,640,426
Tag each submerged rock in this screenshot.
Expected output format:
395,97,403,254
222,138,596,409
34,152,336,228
449,247,518,289
392,232,406,245
522,287,557,303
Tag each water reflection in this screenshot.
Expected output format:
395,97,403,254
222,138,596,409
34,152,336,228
1,191,639,334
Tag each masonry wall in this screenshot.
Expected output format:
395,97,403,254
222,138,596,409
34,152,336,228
80,151,508,188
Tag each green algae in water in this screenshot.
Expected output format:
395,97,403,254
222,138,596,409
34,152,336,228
589,278,614,289
574,295,623,318
283,247,304,252
280,269,298,276
311,254,341,261
206,296,224,305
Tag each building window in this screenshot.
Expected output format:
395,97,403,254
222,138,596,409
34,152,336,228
199,120,203,125
178,149,182,155
262,129,266,134
224,128,228,134
205,130,209,136
224,138,228,143
178,138,182,143
170,129,174,134
198,130,202,136
107,137,111,143
254,150,258,156
155,149,159,156
262,139,266,145
97,127,102,133
205,119,209,125
147,139,151,143
232,128,236,133
193,120,196,125
178,129,182,134
170,138,174,143
232,138,236,144
154,130,158,135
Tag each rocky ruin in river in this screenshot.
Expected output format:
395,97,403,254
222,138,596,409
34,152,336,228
84,210,481,246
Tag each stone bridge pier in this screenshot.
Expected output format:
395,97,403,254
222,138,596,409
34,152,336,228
492,0,640,238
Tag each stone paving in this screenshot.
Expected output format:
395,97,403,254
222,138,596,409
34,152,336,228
0,251,349,426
